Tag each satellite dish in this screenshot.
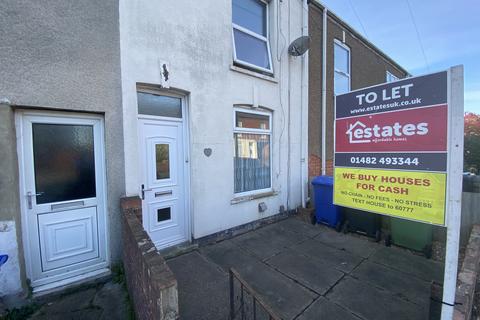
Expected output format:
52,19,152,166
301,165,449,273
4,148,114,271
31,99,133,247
288,36,311,56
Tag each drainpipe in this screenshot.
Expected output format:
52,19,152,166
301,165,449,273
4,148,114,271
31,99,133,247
300,0,308,207
321,7,327,176
287,0,291,211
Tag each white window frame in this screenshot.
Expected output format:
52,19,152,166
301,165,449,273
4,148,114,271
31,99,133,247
232,0,274,74
386,71,399,83
233,108,273,196
334,39,351,95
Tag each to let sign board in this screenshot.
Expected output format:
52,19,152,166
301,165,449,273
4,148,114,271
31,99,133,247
333,71,448,225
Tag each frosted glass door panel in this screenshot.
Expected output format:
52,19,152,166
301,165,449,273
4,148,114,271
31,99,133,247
32,124,96,204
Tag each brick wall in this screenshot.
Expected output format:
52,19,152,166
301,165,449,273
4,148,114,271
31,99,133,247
121,196,178,320
429,225,480,319
308,154,334,178
454,224,480,319
308,4,408,186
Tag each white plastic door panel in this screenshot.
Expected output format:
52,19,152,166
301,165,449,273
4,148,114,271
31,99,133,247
17,112,108,290
139,118,188,249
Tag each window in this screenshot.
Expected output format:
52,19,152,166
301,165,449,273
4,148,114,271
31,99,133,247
32,123,96,204
334,40,350,95
232,0,273,73
137,91,182,118
155,144,170,180
386,71,399,83
234,109,272,194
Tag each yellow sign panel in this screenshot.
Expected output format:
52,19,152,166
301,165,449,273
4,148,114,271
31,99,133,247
334,167,446,225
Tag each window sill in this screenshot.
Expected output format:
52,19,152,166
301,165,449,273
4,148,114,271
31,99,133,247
230,65,278,83
230,190,278,205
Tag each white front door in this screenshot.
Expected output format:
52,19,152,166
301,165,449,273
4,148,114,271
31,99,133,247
17,111,108,291
137,91,189,249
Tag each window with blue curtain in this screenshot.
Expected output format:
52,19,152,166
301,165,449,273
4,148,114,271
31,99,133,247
234,110,272,194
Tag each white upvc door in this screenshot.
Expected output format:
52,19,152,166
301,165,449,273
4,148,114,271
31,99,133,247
138,116,189,249
16,111,108,291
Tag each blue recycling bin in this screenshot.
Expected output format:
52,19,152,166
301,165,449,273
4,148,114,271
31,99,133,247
311,176,342,229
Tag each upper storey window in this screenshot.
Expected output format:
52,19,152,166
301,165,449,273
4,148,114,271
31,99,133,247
334,40,351,95
232,0,273,73
386,71,399,83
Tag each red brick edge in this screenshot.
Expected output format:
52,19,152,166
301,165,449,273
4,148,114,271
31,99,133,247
121,196,179,320
454,224,480,320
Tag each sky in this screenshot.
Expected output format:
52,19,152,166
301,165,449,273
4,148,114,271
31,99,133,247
319,0,480,113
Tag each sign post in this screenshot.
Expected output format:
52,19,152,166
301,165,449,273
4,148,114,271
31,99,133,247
441,66,464,319
333,66,464,319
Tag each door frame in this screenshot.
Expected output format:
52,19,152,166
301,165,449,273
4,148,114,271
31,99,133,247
136,88,192,247
15,110,110,291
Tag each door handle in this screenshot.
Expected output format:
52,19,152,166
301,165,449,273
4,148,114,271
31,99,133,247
27,191,44,209
155,190,173,197
141,184,152,200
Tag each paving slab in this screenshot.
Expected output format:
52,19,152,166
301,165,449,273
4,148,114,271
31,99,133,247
370,246,444,283
27,282,129,320
292,238,364,273
296,297,361,320
201,239,317,320
167,251,229,320
327,276,427,320
273,218,323,238
181,218,439,319
314,226,380,258
352,261,431,306
235,260,317,320
232,223,309,260
266,249,345,295
200,239,258,273
30,288,97,316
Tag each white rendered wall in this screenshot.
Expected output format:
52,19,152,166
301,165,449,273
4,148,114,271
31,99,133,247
120,0,307,238
0,221,22,296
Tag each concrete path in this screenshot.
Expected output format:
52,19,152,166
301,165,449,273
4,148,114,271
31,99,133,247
167,217,444,320
25,281,129,320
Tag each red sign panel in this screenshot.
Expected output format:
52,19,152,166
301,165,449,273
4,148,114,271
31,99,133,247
335,104,447,152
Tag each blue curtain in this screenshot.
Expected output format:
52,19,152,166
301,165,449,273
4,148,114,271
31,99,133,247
234,133,271,193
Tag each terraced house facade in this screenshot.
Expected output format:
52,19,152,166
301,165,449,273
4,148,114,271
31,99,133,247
0,0,308,296
0,0,406,303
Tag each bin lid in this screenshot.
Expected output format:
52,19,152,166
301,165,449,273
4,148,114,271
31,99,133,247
312,175,334,186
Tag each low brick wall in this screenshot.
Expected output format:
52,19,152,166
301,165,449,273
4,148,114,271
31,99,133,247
121,196,178,320
454,224,480,319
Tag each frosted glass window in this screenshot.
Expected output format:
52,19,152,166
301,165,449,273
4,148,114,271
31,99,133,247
137,92,182,118
156,144,170,180
32,124,96,204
